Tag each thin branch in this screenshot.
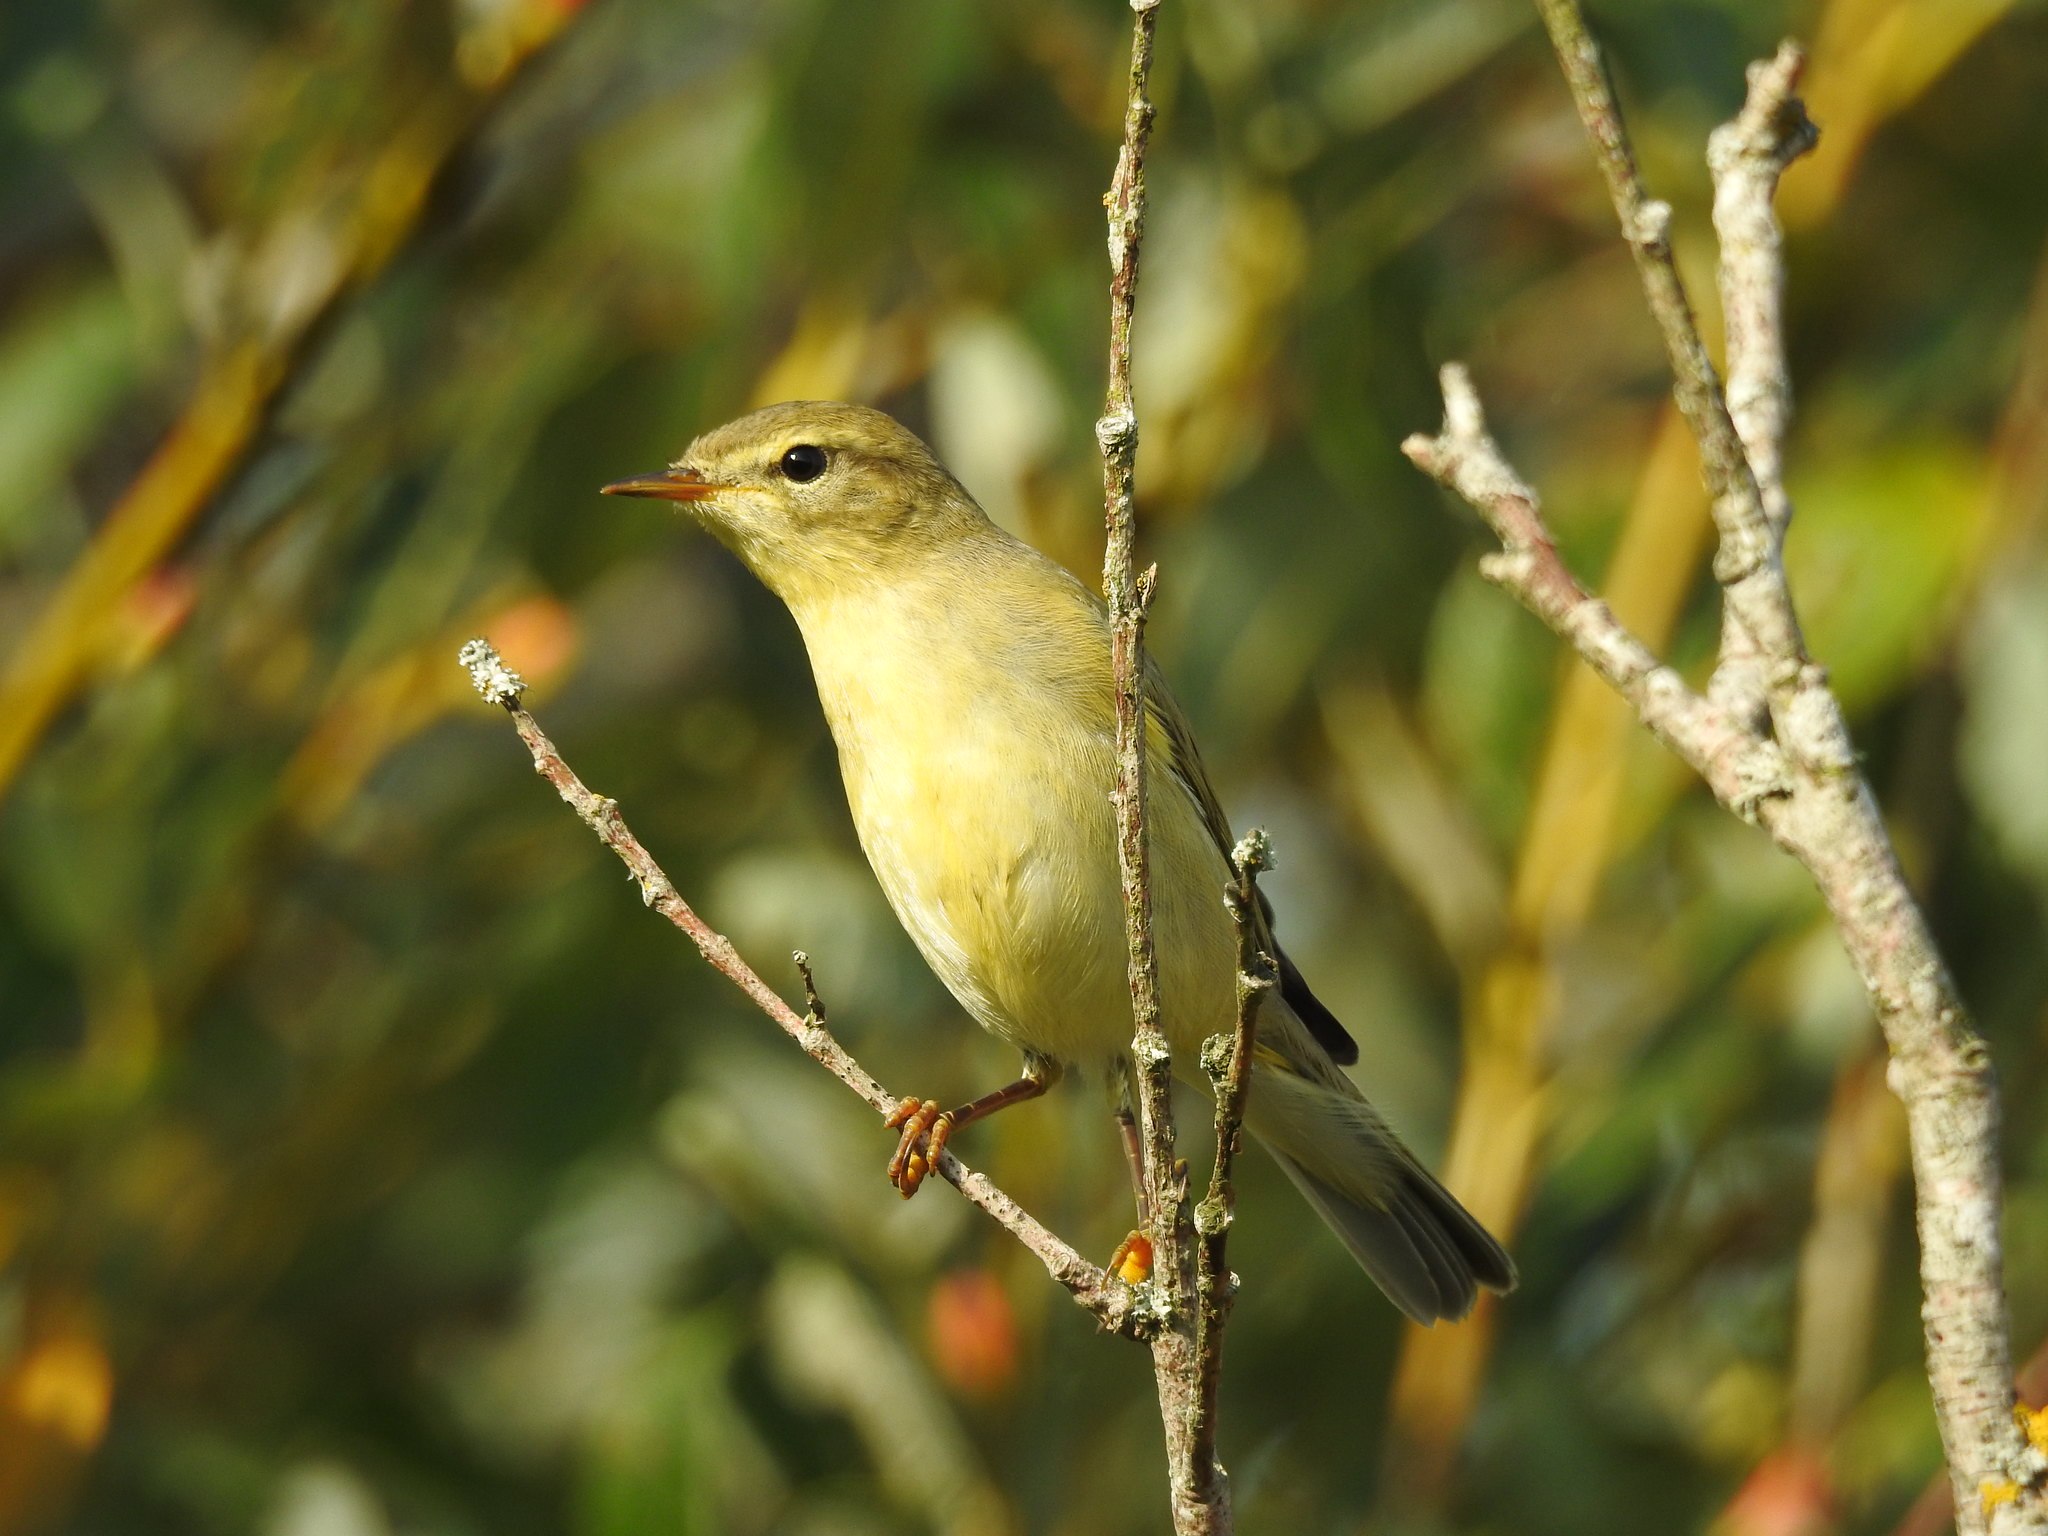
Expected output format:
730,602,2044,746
1190,831,1275,1492
455,640,1145,1340
793,949,828,1025
1531,0,1805,730
1708,42,1816,540
1529,0,1764,544
1473,26,2046,1528
1705,41,1817,725
1094,4,1233,1532
1098,0,1177,1273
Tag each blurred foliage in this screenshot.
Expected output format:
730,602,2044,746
2,0,2046,1533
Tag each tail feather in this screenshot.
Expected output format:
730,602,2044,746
1389,1175,1480,1306
1272,1153,1509,1324
1246,1061,1516,1324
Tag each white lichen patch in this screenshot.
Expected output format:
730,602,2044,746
459,637,526,705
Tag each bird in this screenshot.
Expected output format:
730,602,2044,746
602,401,1515,1323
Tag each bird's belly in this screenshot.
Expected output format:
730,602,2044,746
849,737,1132,1062
839,709,1237,1068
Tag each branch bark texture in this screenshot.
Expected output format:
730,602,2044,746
1409,25,2044,1532
1190,832,1274,1493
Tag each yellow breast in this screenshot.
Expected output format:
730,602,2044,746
790,540,1236,1068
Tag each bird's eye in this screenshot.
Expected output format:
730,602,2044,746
779,444,828,483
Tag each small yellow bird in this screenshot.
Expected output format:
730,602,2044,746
604,401,1514,1323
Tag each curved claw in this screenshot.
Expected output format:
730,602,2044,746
885,1097,955,1198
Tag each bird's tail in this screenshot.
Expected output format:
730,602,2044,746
1244,1062,1515,1325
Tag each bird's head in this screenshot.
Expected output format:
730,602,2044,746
602,401,988,606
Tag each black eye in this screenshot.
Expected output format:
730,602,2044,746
779,444,828,483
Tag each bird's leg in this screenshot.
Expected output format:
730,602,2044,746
1115,1110,1149,1222
885,1053,1062,1198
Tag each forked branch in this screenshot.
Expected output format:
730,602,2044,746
1409,21,2046,1531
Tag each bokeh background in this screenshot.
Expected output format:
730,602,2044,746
4,0,2047,1532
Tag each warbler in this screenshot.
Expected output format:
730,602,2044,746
603,401,1514,1323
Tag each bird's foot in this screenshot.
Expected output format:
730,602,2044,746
1107,1230,1154,1285
884,1096,957,1198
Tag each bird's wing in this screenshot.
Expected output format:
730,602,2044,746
1142,658,1360,1067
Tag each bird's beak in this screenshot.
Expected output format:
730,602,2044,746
600,466,718,502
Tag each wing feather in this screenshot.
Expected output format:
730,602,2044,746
1141,659,1359,1066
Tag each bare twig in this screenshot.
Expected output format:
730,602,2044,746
793,950,827,1025
1402,370,1787,816
1531,0,1804,732
1098,0,1175,1270
1709,43,1817,540
1190,831,1275,1492
1408,34,2046,1523
455,639,1145,1340
1094,4,1233,1531
1705,42,1819,727
1529,0,1767,545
